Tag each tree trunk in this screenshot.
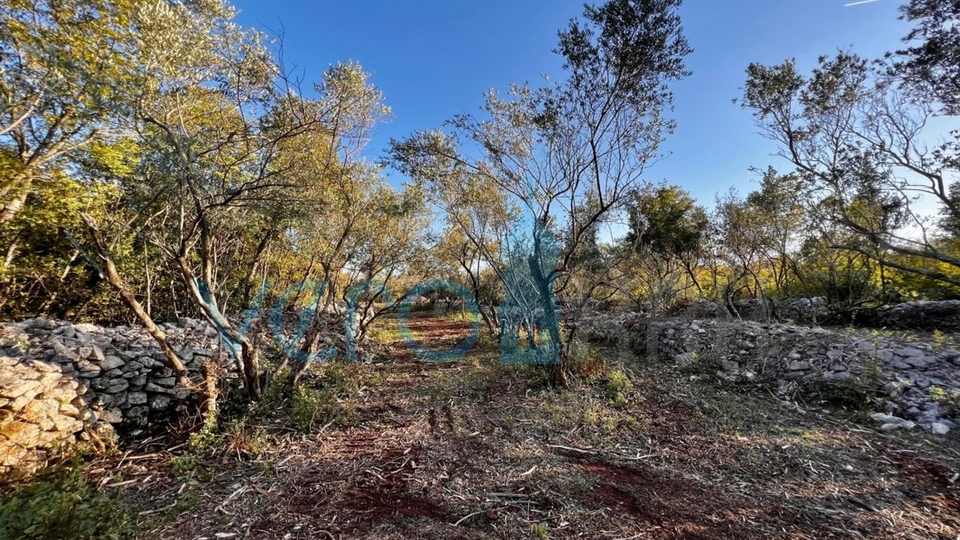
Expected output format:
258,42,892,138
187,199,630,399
79,213,194,389
0,184,31,228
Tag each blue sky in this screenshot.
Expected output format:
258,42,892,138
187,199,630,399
230,0,910,205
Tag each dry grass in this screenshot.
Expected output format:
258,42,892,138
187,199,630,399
76,313,960,539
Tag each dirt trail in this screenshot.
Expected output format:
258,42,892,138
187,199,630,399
95,313,960,539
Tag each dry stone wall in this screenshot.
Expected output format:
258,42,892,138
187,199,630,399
575,311,960,435
671,298,960,332
872,300,960,332
0,317,219,477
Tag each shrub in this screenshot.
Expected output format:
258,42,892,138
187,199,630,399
603,370,634,407
0,463,134,540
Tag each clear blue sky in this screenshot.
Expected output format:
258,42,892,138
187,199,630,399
230,0,910,205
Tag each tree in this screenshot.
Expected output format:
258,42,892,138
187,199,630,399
942,182,960,238
712,189,766,317
391,0,692,383
0,0,140,227
890,0,960,114
743,168,808,297
743,52,960,288
618,183,707,313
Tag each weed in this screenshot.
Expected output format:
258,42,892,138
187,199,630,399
532,522,550,539
477,330,500,352
0,462,135,540
931,386,960,419
800,375,882,411
567,338,606,380
286,363,359,432
603,370,633,405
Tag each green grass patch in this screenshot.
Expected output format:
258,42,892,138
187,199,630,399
0,462,135,540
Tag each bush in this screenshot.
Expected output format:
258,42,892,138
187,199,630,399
566,339,605,379
286,363,358,432
602,370,634,407
0,463,135,540
931,386,960,419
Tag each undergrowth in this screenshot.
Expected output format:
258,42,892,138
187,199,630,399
0,461,135,540
171,362,360,479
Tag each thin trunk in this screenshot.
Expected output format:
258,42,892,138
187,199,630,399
79,213,194,390
0,182,31,228
144,243,152,317
178,252,261,399
3,238,19,270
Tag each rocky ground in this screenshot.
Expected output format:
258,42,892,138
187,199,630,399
20,312,957,540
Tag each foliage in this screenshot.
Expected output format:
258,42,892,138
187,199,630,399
890,0,960,115
0,463,135,540
930,386,960,419
602,369,633,407
742,49,960,289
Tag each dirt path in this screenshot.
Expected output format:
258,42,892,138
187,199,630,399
95,314,960,539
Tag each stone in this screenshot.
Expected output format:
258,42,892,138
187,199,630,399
58,403,80,417
20,400,60,431
149,395,171,410
38,371,63,389
931,422,951,435
126,392,148,406
826,371,852,382
100,355,124,371
126,406,149,425
8,390,40,412
873,413,910,426
674,353,696,366
1,421,41,446
76,361,101,377
144,382,174,394
99,409,123,424
51,416,83,434
788,360,811,371
903,356,929,369
3,379,41,400
104,379,130,394
28,360,60,373
137,356,160,369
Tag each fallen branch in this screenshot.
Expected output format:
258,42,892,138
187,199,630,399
547,444,597,455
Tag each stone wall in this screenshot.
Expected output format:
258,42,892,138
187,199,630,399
576,311,960,435
670,298,960,331
0,317,218,477
872,300,960,332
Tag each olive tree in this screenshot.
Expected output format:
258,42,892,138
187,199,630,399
391,0,692,383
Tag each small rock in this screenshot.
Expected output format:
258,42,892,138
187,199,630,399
100,355,125,371
931,422,951,435
721,360,739,372
788,360,811,371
